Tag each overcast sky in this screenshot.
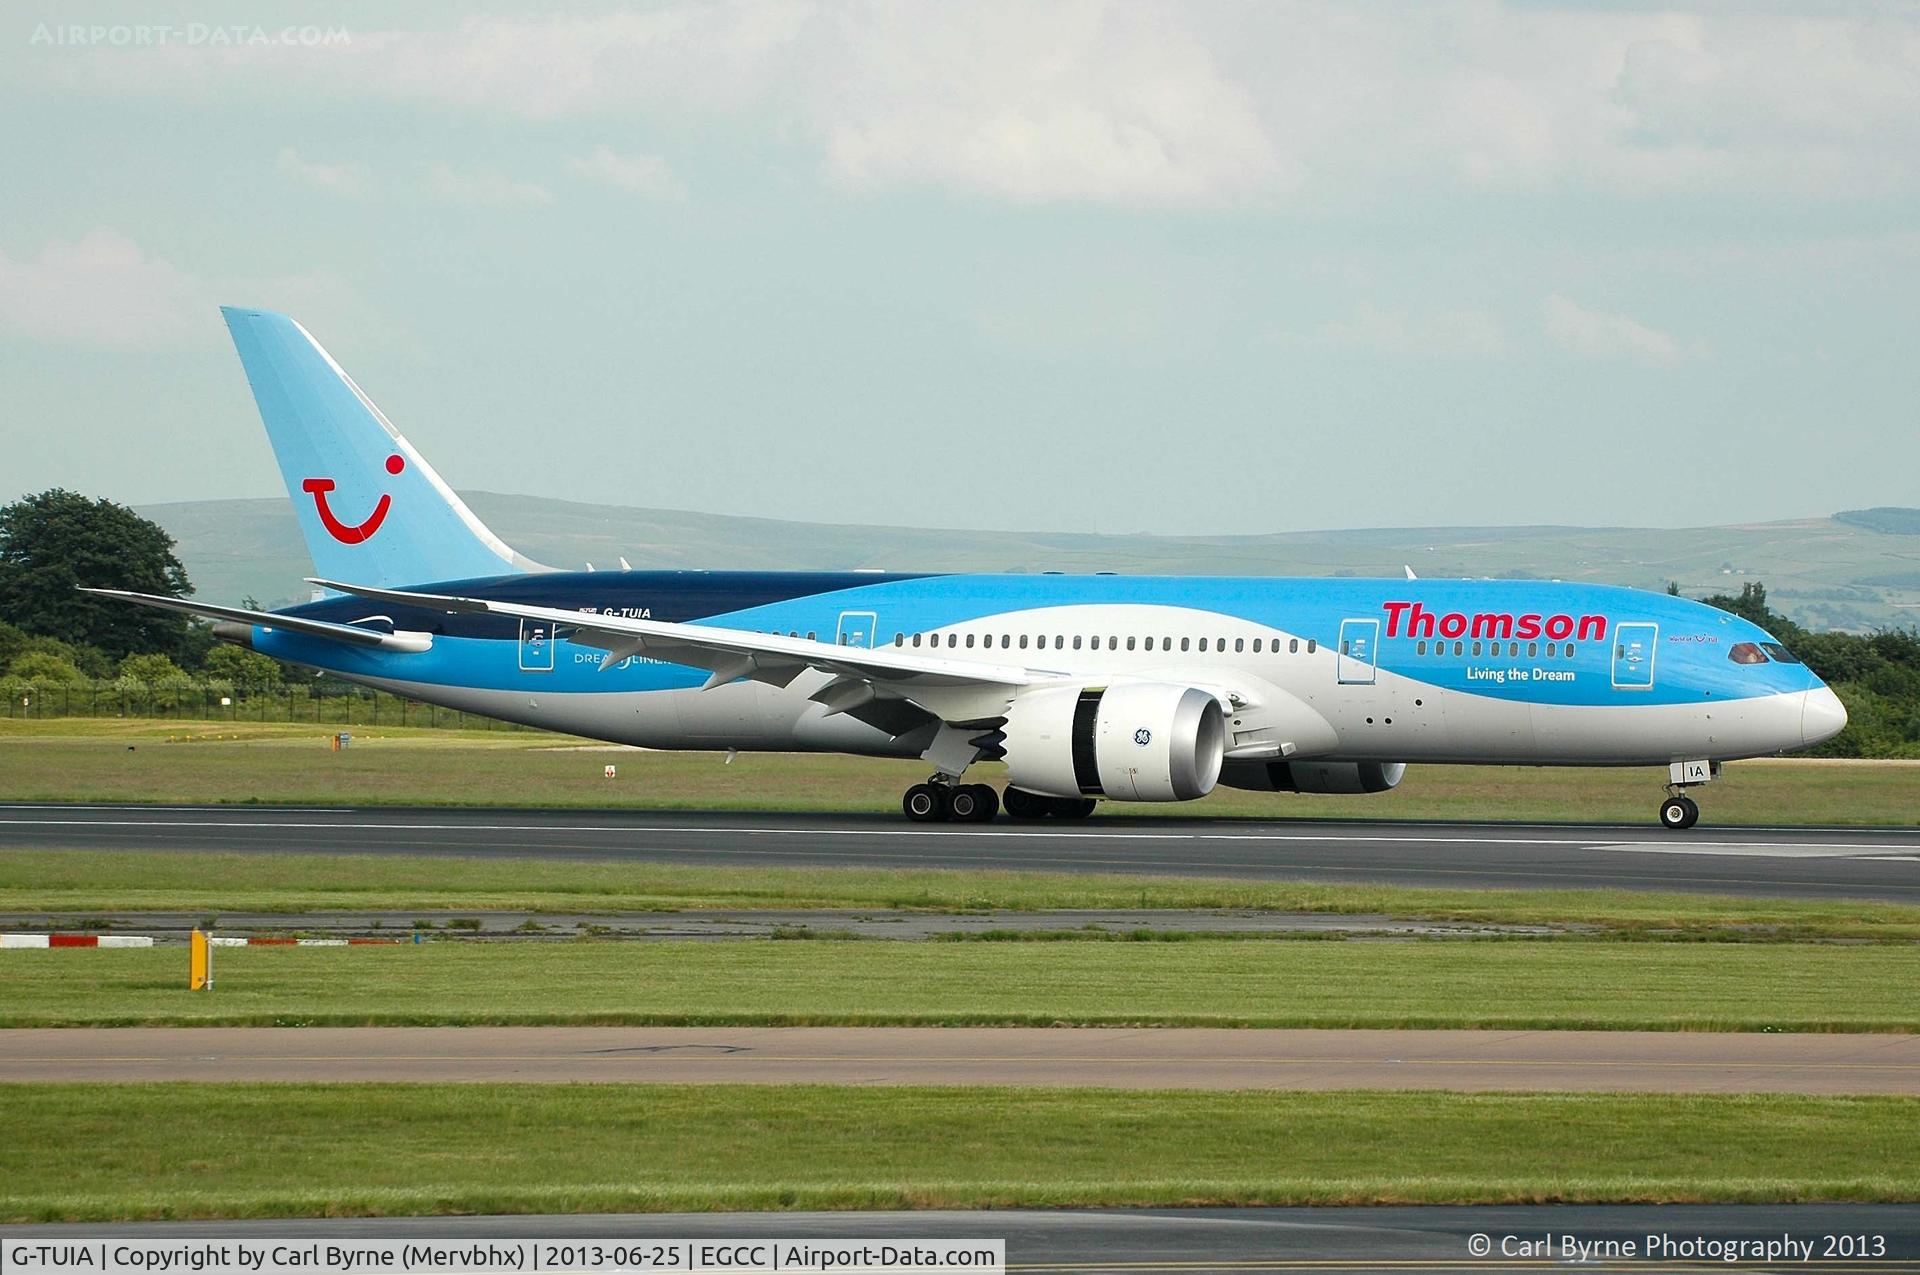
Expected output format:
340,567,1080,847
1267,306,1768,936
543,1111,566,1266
2,0,1917,536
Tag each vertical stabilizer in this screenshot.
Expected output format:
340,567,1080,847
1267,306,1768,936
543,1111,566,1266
221,306,549,587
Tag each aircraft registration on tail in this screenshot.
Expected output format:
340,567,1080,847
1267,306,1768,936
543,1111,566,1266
92,308,1847,828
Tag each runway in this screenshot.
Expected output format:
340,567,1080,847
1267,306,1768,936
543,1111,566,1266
7,1026,1920,1092
7,1206,1919,1271
3,804,1920,899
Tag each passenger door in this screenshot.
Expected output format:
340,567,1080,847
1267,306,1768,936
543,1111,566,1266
1337,618,1379,685
518,618,555,672
836,610,878,648
1611,622,1657,690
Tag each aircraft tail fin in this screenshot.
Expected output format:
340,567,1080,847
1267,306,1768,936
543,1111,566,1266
220,306,550,589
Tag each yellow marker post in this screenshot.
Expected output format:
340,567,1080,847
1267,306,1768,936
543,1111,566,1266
190,929,212,991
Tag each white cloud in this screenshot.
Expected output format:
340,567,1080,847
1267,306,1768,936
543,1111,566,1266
276,147,372,199
565,146,687,200
0,229,351,350
1316,305,1511,360
425,163,553,208
1542,293,1693,366
25,2,1920,207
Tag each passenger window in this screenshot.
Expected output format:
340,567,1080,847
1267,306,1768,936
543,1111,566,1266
965,634,975,649
1307,639,1318,654
1235,638,1245,653
1509,642,1519,657
1290,639,1300,654
947,634,957,648
1565,643,1577,659
1054,636,1064,650
1729,642,1770,665
1471,641,1482,656
1181,637,1191,652
1527,642,1538,658
1108,636,1118,651
1163,637,1173,651
1545,642,1555,657
1416,640,1426,655
807,631,816,641
1198,638,1209,653
911,634,921,648
1018,635,1028,649
1453,641,1463,656
1002,634,1011,649
1761,642,1803,664
1253,638,1263,653
1126,636,1137,651
1072,636,1082,650
894,633,903,646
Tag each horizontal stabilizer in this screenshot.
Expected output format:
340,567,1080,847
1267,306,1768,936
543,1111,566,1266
80,588,432,653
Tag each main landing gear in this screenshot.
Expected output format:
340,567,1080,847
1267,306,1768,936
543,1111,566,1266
900,781,1097,823
903,780,998,823
1657,759,1718,830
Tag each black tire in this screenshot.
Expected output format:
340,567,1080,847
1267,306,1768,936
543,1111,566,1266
949,784,997,822
1659,796,1693,830
1050,796,1097,819
903,783,950,822
1002,787,1050,820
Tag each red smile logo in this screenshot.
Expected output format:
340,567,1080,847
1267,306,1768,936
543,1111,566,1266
303,454,404,544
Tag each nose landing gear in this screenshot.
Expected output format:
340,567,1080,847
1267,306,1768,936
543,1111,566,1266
1659,793,1700,830
1657,759,1717,830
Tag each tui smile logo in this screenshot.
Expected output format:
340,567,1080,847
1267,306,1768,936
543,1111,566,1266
303,453,404,544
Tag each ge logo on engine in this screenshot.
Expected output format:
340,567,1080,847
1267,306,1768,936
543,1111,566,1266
1134,728,1152,746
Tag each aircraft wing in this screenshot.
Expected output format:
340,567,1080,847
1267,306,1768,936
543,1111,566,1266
80,588,432,653
310,578,1041,728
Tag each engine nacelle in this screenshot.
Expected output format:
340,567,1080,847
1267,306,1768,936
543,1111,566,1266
999,682,1226,802
1217,760,1406,795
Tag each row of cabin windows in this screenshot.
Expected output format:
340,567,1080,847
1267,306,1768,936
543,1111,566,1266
893,632,1317,655
1414,638,1576,660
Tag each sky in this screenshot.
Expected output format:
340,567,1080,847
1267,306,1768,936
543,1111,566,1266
2,0,1917,537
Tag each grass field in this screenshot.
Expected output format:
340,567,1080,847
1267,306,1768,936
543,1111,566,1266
5,939,1915,1030
4,1083,1918,1220
9,849,1920,940
3,718,1918,824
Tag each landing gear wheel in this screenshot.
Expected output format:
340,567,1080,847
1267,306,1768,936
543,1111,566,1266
1049,797,1097,819
948,784,999,822
1659,794,1700,830
903,783,951,822
1002,787,1051,820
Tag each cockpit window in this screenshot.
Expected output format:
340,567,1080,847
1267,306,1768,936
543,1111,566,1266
1761,642,1803,664
1728,642,1770,665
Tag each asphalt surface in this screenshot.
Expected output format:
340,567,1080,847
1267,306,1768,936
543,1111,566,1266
7,1026,1920,1093
7,1206,1920,1271
4,804,1920,900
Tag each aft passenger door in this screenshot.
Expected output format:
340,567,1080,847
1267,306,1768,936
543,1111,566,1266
1612,622,1657,689
518,619,555,672
1337,618,1379,685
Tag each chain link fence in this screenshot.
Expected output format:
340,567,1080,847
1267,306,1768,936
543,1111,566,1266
1,681,532,730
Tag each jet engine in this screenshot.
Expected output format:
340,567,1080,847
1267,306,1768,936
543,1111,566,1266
994,682,1226,802
1217,760,1406,794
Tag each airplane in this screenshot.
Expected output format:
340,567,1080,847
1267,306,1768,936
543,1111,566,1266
92,307,1848,829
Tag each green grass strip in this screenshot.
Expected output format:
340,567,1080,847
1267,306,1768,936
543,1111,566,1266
3,1084,1918,1221
4,940,1915,1031
7,849,1920,939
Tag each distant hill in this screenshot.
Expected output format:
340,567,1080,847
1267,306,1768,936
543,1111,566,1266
1836,507,1920,536
139,493,1920,633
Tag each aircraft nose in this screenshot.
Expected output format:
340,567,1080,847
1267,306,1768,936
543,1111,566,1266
1802,685,1848,746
